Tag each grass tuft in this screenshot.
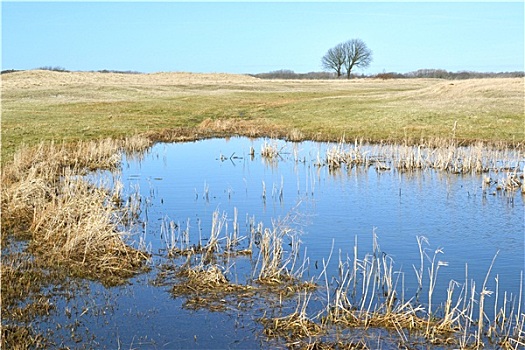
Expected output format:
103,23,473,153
1,137,152,284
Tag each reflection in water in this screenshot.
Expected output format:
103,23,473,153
122,137,523,294
53,137,524,348
119,140,519,285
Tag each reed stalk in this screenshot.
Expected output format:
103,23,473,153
261,140,281,158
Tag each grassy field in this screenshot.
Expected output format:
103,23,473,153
2,70,524,349
2,70,524,163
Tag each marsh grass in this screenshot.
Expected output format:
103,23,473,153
1,137,152,282
309,137,525,198
154,206,319,321
162,208,252,259
170,264,256,312
314,233,524,348
152,180,523,347
261,140,282,159
29,173,149,282
317,137,523,176
249,228,523,348
251,210,315,293
1,137,153,348
260,292,323,342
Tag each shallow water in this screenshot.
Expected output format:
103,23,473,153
38,137,525,348
122,138,523,287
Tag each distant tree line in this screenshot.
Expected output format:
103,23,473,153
0,67,142,74
249,70,336,80
251,69,524,80
1,67,523,79
38,66,69,72
95,69,142,74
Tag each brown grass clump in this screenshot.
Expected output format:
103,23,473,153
29,174,149,282
1,325,48,349
1,137,152,284
170,264,256,312
259,291,325,347
261,311,324,342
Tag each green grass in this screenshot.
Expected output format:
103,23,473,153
2,71,524,163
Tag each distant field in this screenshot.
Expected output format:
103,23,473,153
2,70,524,163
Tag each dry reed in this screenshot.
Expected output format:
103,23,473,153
308,137,525,197
252,214,312,291
317,233,524,349
260,292,323,342
1,137,153,284
261,140,282,159
29,173,148,282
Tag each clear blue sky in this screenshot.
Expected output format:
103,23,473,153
2,1,524,74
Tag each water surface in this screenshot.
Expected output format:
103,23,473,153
43,137,525,348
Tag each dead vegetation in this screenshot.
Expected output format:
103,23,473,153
153,203,524,349
313,137,525,197
29,173,148,281
261,307,323,342
2,137,152,281
255,232,523,349
261,140,282,159
170,264,256,312
156,207,317,311
1,136,154,348
2,130,523,348
318,137,522,174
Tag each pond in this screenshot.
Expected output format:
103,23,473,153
36,137,524,348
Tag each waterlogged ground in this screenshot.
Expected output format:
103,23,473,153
32,137,524,348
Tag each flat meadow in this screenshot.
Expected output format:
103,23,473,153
2,70,523,163
1,70,524,348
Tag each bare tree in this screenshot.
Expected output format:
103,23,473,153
342,39,373,79
321,43,346,78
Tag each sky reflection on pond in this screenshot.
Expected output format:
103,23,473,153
49,136,525,348
120,137,524,298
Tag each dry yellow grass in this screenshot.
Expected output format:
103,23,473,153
1,137,151,284
2,70,523,164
